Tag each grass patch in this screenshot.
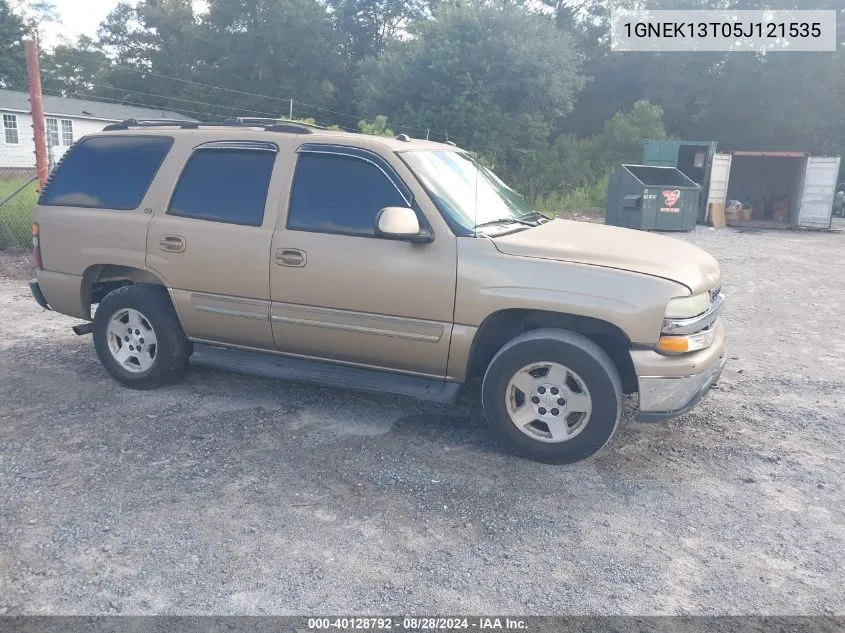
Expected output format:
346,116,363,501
0,179,38,250
535,172,610,217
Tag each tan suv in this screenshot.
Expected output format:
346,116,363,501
29,120,725,464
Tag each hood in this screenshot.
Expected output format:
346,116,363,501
490,219,720,294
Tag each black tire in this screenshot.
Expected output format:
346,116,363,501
481,328,623,464
93,284,190,389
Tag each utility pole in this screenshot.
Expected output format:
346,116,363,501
25,39,49,190
289,99,293,121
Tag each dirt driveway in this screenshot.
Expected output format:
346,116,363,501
1,223,843,616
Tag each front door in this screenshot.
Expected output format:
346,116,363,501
146,140,281,349
269,146,457,377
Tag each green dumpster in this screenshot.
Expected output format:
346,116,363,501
605,164,701,232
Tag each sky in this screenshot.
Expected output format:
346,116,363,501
36,0,208,49
39,0,120,48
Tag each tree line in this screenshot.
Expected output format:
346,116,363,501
1,0,843,208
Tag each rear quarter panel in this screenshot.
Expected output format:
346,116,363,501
36,133,183,318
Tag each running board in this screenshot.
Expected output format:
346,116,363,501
189,343,461,404
72,322,94,336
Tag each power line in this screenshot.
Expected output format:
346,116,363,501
59,52,294,105
43,88,367,135
58,51,449,139
293,99,431,133
84,83,283,118
48,87,468,145
41,88,230,120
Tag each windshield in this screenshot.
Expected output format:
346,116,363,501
400,150,533,234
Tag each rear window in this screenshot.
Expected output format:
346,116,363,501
40,135,173,209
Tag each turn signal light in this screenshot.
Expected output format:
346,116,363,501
658,337,690,353
658,328,717,354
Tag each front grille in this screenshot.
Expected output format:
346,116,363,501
709,284,722,304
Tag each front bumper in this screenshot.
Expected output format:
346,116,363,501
636,352,726,422
633,318,726,422
29,278,50,310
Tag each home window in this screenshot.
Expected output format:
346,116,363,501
46,117,60,147
3,114,19,144
61,119,74,146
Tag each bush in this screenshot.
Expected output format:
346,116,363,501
508,101,665,206
535,172,610,215
358,115,394,137
0,179,38,250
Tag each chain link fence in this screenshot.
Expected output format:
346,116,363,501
0,167,38,251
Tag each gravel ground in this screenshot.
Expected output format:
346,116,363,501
1,221,844,616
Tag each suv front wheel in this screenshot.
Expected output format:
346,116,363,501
93,284,191,389
482,328,623,464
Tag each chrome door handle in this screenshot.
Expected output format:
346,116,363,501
276,248,306,267
159,235,186,253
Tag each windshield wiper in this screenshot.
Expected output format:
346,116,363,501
475,217,535,230
517,211,552,224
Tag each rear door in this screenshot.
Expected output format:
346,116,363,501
797,157,841,229
145,140,282,349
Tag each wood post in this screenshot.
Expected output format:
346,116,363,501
25,39,49,190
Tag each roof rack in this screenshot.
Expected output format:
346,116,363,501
102,118,314,134
102,119,199,131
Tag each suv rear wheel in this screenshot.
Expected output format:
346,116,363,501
481,328,623,464
93,284,190,389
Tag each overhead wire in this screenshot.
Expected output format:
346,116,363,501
41,88,235,120
82,83,284,118
56,51,463,142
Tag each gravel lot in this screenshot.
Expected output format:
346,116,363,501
1,222,843,616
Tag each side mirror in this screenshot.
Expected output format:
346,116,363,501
375,207,432,243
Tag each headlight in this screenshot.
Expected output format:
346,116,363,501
665,292,710,319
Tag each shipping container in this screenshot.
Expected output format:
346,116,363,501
708,151,840,229
644,139,842,230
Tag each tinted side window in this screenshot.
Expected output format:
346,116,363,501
168,149,275,226
41,136,173,209
288,153,407,236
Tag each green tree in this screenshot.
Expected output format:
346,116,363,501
326,0,428,63
41,36,110,97
513,100,666,201
356,2,584,181
0,0,29,90
201,0,343,116
588,99,665,170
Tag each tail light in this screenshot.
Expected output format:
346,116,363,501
32,223,43,270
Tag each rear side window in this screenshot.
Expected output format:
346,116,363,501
288,153,408,236
168,148,275,226
41,135,173,209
